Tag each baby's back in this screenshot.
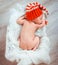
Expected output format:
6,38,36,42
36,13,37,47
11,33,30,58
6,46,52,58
20,21,38,49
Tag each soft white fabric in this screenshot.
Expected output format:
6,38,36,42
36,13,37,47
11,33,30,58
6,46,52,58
5,3,51,65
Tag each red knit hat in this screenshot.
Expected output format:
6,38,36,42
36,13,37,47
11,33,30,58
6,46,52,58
25,2,48,21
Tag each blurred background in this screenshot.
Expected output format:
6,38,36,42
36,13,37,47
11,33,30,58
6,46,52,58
0,0,58,65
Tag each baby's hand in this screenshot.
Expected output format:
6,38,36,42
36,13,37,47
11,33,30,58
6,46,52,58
16,15,26,25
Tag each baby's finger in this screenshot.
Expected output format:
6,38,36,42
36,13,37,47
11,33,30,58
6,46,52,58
17,15,25,21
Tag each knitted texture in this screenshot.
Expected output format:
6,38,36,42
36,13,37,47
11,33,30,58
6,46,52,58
25,2,48,21
26,7,43,21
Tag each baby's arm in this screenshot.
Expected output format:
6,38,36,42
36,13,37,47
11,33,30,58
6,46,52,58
17,15,25,25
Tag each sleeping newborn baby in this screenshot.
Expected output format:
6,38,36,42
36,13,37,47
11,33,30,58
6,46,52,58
17,2,48,50
17,15,45,50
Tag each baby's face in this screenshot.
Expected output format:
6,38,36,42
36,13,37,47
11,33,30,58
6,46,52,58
33,15,43,24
